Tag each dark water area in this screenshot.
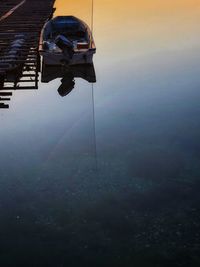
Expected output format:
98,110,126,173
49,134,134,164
1,0,200,266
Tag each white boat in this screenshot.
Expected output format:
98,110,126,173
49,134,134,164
39,16,96,66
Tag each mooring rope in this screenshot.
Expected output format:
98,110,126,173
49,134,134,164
92,82,98,171
91,0,94,34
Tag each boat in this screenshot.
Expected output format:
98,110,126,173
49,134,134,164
39,16,96,66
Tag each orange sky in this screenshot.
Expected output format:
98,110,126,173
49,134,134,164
54,0,200,19
54,0,200,59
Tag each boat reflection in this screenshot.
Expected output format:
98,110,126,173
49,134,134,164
41,63,96,97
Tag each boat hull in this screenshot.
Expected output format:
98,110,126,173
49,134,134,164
40,49,95,66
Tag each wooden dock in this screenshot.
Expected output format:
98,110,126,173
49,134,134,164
0,0,21,18
0,0,55,108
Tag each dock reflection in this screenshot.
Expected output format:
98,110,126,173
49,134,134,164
0,54,40,108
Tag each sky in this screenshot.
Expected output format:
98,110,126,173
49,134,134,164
54,0,200,59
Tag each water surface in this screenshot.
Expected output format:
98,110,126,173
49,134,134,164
0,0,200,266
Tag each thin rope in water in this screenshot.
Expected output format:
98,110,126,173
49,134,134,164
91,0,97,170
92,82,98,171
91,0,94,34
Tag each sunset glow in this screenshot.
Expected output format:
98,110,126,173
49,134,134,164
54,0,200,59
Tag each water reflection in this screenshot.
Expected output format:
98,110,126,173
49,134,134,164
42,63,96,97
0,55,40,108
1,0,200,266
0,58,96,109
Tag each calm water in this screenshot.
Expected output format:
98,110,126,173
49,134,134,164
1,0,200,266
